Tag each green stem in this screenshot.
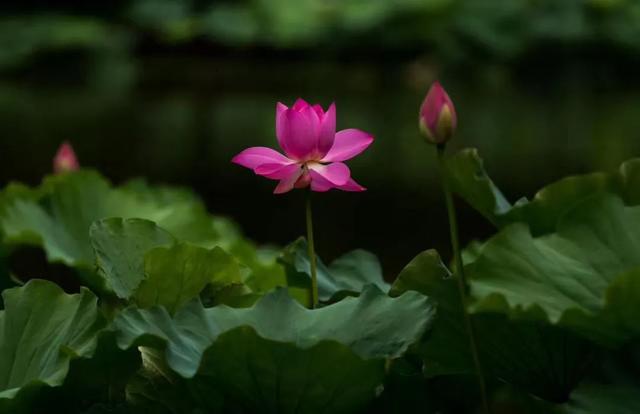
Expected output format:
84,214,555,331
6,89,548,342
436,144,491,414
305,189,319,308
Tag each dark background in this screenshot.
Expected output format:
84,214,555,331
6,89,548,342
2,0,640,277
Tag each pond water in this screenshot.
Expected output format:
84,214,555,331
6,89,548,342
1,56,640,277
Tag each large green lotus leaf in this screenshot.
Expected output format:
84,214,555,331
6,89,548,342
135,243,248,313
113,186,285,305
0,280,104,400
113,286,434,413
280,238,389,303
0,171,284,304
389,250,470,376
0,171,224,268
91,218,175,299
0,280,140,413
467,194,640,345
391,250,596,402
0,173,112,266
133,182,276,295
502,158,640,235
197,332,384,414
91,218,252,307
444,148,512,226
446,149,640,235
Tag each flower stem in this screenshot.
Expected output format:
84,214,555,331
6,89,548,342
305,189,319,308
436,144,491,414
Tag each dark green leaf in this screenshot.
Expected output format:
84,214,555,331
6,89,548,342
392,250,596,402
467,194,640,345
126,346,216,414
0,280,140,413
114,286,434,413
390,250,470,377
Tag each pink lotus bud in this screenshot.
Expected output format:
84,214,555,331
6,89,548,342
53,141,80,173
419,82,457,145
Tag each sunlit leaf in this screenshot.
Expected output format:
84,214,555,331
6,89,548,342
135,243,248,313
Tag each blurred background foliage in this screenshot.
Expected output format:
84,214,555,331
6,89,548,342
1,0,640,276
3,0,640,68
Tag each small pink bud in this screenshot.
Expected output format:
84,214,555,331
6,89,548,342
53,141,80,173
419,82,457,145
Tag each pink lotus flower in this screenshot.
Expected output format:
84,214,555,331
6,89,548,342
53,141,80,173
419,82,457,144
232,99,373,194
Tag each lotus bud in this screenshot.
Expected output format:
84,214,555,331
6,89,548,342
419,82,457,145
53,141,80,173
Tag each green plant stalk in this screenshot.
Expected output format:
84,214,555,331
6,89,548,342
436,144,491,414
306,189,319,308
